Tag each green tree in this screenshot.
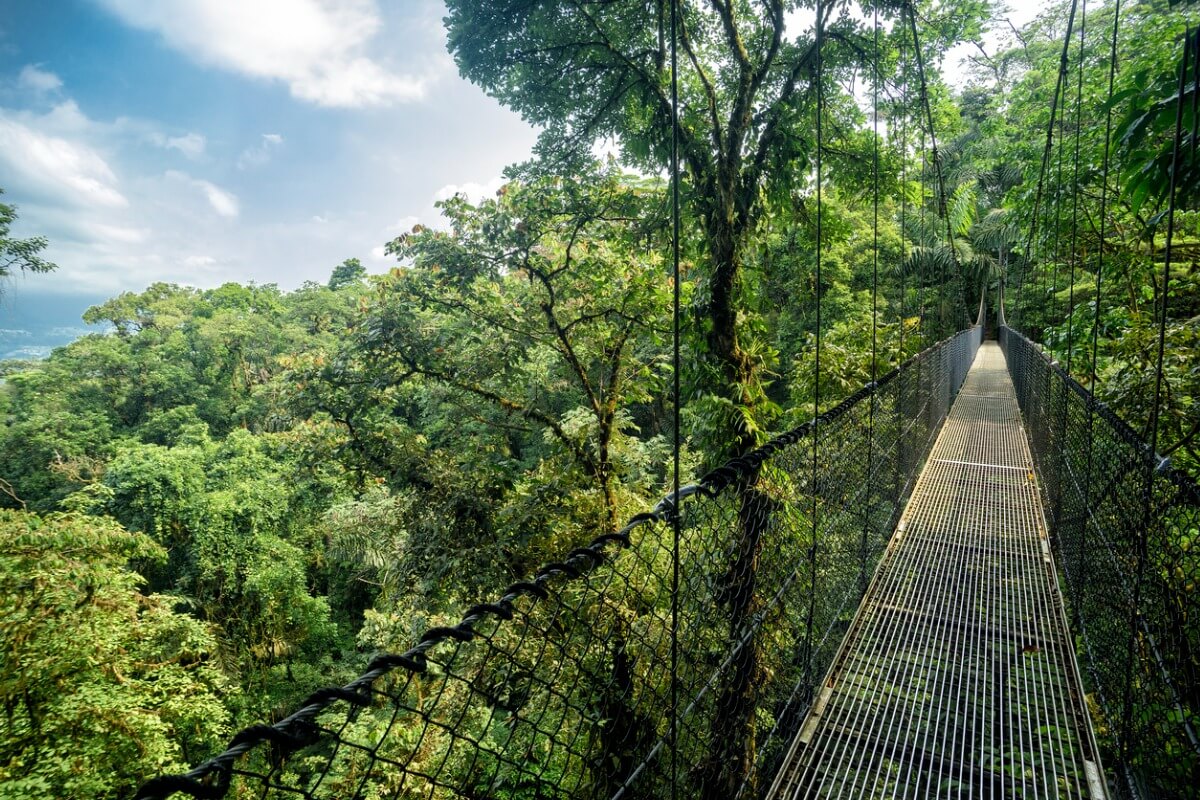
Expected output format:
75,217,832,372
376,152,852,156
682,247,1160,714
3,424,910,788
0,279,356,717
274,167,684,633
327,257,367,291
98,429,338,703
0,510,231,800
446,0,988,457
376,166,671,530
0,189,57,289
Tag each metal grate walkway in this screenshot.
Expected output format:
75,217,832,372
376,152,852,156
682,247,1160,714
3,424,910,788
767,342,1107,799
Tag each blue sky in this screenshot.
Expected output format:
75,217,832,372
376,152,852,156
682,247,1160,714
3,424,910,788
0,0,540,300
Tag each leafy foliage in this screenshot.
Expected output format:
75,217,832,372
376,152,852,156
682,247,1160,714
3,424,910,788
0,511,231,800
0,188,56,290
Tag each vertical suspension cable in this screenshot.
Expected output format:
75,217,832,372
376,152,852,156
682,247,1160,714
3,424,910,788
1080,0,1121,643
897,14,910,504
1017,0,1080,333
861,2,880,596
1022,61,1060,328
807,0,824,691
1066,0,1087,375
871,10,879,392
1047,0,1088,564
1148,27,1190,478
906,3,965,332
899,18,909,358
906,10,926,339
668,0,680,794
919,127,928,338
1052,70,1066,329
1089,0,1123,421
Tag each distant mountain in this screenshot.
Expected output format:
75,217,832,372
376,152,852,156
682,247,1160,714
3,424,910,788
0,290,110,361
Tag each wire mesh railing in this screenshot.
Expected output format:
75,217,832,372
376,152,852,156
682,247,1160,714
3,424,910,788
135,326,981,800
999,325,1200,799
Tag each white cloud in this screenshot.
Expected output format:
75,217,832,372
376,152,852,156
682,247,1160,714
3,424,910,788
166,170,239,218
195,183,235,217
199,184,238,218
163,132,206,159
433,177,506,204
385,214,420,233
238,132,283,169
94,0,426,108
0,112,127,209
84,221,148,244
145,130,206,158
287,55,421,107
38,100,94,135
17,65,63,94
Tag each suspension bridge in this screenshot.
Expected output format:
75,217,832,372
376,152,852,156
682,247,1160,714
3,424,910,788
132,1,1200,798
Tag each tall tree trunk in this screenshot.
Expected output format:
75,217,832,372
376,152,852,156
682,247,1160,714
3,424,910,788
597,416,618,533
592,624,653,796
704,210,759,458
693,195,771,797
695,481,770,799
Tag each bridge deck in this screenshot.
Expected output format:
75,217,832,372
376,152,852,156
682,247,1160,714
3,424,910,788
768,342,1107,799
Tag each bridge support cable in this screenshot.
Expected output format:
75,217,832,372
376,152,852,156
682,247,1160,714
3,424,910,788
1065,0,1087,377
861,0,879,603
667,0,681,794
1014,0,1080,332
1048,52,1069,356
808,0,826,713
898,23,909,362
1047,0,1091,607
903,2,971,336
1078,0,1124,646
